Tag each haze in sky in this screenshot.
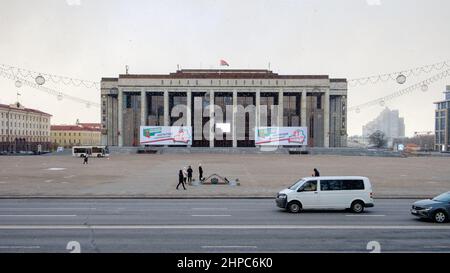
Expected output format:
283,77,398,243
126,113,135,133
1,0,449,136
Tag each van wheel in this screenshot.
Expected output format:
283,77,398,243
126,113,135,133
433,210,447,223
287,201,302,213
350,200,365,213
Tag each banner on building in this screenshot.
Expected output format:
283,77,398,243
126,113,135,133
255,127,308,146
140,126,192,145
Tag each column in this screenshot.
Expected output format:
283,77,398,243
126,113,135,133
118,89,124,147
323,90,330,148
209,90,215,148
232,90,238,148
278,89,284,127
164,90,169,126
301,90,307,127
186,89,192,147
140,90,147,127
255,89,261,129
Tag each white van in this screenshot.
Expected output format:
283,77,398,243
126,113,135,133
276,176,374,213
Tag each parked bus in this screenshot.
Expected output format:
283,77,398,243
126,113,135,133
72,146,109,158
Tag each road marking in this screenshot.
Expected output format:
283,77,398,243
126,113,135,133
0,246,40,249
46,168,66,171
0,225,449,230
423,246,450,249
191,208,229,210
0,215,77,217
345,215,386,217
202,246,257,249
191,215,231,217
0,208,96,210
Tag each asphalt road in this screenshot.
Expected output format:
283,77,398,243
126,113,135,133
0,198,449,253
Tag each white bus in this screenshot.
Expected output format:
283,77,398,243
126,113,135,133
72,146,109,158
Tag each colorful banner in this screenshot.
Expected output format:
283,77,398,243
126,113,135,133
255,127,308,146
140,126,192,145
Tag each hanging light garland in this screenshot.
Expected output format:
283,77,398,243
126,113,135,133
348,60,450,86
0,67,100,108
348,69,450,113
0,63,100,90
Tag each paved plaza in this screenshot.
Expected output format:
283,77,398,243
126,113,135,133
0,154,449,198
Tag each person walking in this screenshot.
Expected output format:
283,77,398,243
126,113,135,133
312,168,320,177
176,170,186,190
187,166,193,185
198,164,203,181
182,167,188,184
83,155,88,165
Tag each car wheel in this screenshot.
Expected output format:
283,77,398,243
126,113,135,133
287,202,301,213
351,201,365,213
433,211,447,223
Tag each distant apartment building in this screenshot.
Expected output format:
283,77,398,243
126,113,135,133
362,107,405,147
434,86,450,151
51,122,101,148
0,102,52,153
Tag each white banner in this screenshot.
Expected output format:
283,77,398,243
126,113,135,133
255,127,308,146
140,126,192,145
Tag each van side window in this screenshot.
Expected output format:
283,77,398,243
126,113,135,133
299,181,317,192
320,180,342,191
342,180,365,190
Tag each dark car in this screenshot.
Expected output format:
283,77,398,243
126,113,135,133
411,192,450,223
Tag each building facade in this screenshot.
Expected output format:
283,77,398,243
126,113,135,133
362,107,405,147
434,86,450,152
101,69,348,148
51,123,101,148
0,102,52,153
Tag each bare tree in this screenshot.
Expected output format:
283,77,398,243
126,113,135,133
369,130,387,148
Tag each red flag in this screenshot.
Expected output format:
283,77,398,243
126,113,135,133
220,59,229,66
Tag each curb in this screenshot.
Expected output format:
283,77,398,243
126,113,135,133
0,195,432,200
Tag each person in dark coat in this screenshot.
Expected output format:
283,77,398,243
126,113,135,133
187,166,193,185
312,168,320,177
83,155,88,165
198,164,203,181
177,170,186,190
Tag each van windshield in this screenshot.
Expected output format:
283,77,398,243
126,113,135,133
289,179,305,190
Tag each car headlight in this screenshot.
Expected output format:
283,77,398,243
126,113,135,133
423,207,432,211
278,194,287,199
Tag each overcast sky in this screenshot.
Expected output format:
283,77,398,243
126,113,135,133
1,0,449,136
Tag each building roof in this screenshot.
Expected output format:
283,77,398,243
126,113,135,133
0,103,52,116
77,123,101,129
51,125,101,132
103,69,343,81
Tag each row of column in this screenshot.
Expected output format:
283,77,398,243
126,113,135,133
118,89,330,148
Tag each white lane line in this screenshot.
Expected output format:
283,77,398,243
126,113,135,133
191,215,231,217
0,246,40,249
0,225,449,230
191,208,229,211
202,246,257,249
345,215,386,217
0,215,77,217
0,208,96,210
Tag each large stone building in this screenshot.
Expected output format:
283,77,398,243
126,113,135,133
51,122,101,148
434,86,450,151
0,102,52,153
362,107,405,147
101,69,348,148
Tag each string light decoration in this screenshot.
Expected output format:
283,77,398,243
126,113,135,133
0,63,100,90
0,67,100,108
348,69,450,113
348,60,450,86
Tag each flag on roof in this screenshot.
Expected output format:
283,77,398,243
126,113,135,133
220,59,229,66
